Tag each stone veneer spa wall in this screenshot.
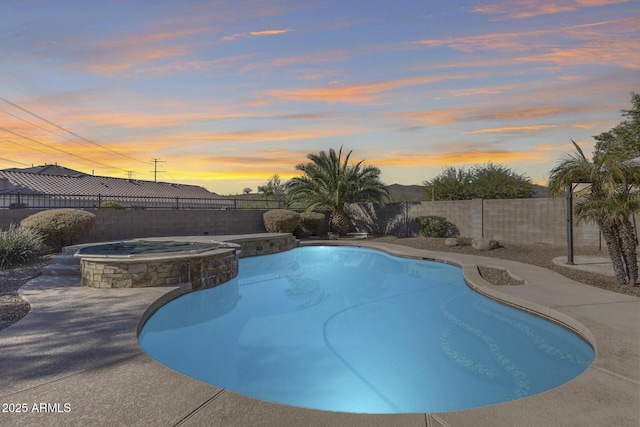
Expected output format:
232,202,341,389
79,248,239,289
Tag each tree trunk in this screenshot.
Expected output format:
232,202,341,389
329,211,350,236
619,219,638,285
599,222,629,286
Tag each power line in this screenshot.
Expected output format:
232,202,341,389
0,156,30,167
0,136,72,166
0,126,132,173
0,106,136,173
0,95,147,164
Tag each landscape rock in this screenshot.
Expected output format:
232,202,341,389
444,238,459,247
471,237,500,251
445,237,471,247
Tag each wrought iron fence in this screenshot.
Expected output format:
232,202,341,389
0,193,287,210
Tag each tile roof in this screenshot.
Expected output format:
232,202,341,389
0,168,221,199
3,164,85,177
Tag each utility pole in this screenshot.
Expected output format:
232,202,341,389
150,158,165,182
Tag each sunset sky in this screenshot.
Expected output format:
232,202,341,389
1,0,638,195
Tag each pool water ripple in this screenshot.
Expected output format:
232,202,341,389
440,296,530,400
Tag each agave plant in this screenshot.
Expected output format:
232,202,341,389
287,147,389,235
0,224,44,270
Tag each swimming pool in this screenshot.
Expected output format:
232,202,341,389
138,246,594,414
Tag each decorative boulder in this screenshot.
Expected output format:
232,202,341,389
263,209,300,233
471,237,500,251
444,238,459,247
445,237,471,247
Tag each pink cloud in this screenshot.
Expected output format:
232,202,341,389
261,74,470,104
467,0,632,20
222,29,291,41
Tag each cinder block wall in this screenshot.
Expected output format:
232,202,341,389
408,200,473,236
1,198,606,248
84,209,267,242
0,209,267,243
481,198,600,246
405,198,600,247
354,198,602,248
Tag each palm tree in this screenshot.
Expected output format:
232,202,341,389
287,147,389,235
548,141,640,286
573,194,637,285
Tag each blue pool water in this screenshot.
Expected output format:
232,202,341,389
138,246,594,414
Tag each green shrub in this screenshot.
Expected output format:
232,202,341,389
99,201,124,209
21,209,96,250
416,215,457,238
0,224,44,269
263,209,300,233
299,212,326,236
292,224,306,239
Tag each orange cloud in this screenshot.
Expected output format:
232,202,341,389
126,53,259,77
516,38,640,70
467,0,631,19
250,29,290,37
370,150,550,168
411,16,639,71
66,110,266,130
465,125,557,134
138,148,313,187
393,104,597,125
194,127,361,144
65,25,219,76
534,142,576,151
222,29,290,41
80,46,190,75
262,74,469,104
412,28,551,52
99,28,208,48
0,131,142,176
243,49,349,72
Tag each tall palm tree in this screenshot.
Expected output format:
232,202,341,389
548,141,640,286
287,147,389,235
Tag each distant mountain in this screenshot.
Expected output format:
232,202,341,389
385,183,550,202
532,183,549,198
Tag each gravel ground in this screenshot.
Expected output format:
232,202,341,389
477,266,524,287
1,238,638,331
0,256,52,331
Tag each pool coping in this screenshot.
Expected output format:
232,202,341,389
1,236,638,426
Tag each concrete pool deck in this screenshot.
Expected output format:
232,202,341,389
1,237,638,426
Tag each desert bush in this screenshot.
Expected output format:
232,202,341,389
0,224,44,269
99,201,124,209
292,224,305,239
299,211,326,236
416,215,458,238
263,209,300,233
21,209,96,250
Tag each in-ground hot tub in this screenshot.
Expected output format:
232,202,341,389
74,239,241,289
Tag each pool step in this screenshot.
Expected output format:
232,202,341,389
42,254,81,276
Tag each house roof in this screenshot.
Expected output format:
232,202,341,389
0,166,221,199
3,164,86,177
